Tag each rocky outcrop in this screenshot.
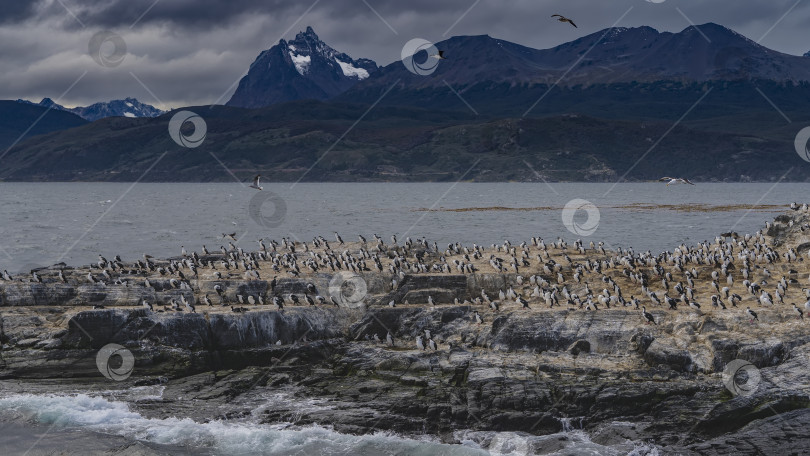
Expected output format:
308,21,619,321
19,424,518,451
2,300,809,450
3,208,810,453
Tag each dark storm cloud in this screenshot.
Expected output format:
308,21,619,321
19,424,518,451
0,0,286,28
0,1,46,24
1,0,809,108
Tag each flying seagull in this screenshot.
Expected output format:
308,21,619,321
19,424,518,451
249,174,263,190
551,14,577,28
430,50,446,60
658,177,695,186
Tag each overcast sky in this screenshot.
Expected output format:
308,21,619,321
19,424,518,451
1,0,808,109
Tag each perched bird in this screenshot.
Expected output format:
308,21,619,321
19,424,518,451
746,307,759,323
249,174,263,190
793,303,804,320
551,14,577,28
642,306,656,325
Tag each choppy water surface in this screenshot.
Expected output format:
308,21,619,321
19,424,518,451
0,182,803,273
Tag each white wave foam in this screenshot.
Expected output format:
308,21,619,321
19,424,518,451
0,394,486,455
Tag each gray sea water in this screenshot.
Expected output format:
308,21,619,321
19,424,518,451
0,182,804,273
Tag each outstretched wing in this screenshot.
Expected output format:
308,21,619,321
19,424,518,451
658,177,674,182
683,178,695,185
568,19,577,28
551,14,562,18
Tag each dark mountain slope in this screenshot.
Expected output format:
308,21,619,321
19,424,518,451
0,100,805,183
0,101,88,151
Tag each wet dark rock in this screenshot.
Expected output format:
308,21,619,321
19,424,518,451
568,339,590,356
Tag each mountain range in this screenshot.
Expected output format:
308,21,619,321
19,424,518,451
339,23,810,114
2,23,810,182
15,97,164,122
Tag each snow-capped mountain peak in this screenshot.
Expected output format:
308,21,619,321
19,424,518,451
227,26,378,108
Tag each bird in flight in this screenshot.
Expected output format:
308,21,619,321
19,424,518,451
658,177,695,186
431,50,446,60
249,174,263,190
551,14,577,28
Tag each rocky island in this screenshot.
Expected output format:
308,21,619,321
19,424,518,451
2,205,810,455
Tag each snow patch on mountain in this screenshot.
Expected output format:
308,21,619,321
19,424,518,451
289,53,311,75
335,58,369,79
